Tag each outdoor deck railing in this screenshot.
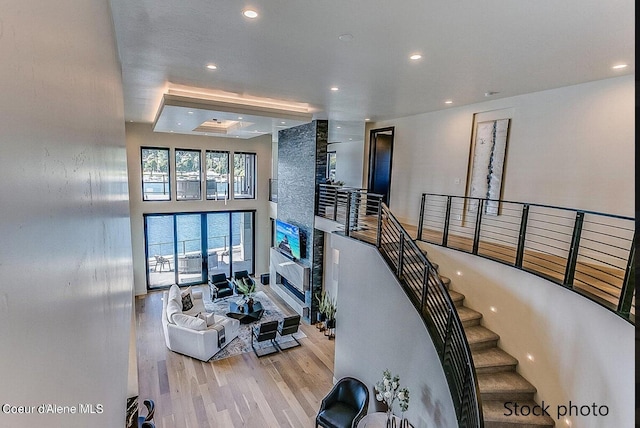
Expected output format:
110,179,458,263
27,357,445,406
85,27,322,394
417,193,636,324
316,184,484,428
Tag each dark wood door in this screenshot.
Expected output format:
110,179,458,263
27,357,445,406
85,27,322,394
367,127,394,206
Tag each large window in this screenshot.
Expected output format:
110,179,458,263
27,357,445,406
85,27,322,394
175,149,202,200
233,152,256,199
206,150,229,200
141,147,170,201
145,210,256,289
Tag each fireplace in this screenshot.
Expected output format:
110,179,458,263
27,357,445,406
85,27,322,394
269,247,310,318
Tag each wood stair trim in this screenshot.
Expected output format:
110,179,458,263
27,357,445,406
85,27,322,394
482,400,555,427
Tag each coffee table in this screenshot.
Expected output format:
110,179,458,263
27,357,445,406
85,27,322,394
226,300,264,324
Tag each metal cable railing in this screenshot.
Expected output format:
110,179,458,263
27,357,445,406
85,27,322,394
417,193,636,323
316,184,484,428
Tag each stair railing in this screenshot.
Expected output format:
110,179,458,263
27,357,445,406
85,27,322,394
417,193,636,324
316,184,484,428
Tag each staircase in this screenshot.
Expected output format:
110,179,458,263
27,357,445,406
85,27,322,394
316,187,558,427
434,265,555,428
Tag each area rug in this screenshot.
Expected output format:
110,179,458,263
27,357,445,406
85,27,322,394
204,290,306,361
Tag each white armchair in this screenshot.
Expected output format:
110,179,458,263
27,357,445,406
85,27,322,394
161,284,239,361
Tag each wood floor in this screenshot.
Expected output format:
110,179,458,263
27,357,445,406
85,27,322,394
135,284,335,428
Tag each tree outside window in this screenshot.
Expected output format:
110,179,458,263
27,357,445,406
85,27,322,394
141,147,170,200
175,149,201,200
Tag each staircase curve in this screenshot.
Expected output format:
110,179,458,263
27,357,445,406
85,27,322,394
316,185,555,428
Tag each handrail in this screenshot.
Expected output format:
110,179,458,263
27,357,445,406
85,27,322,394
417,193,636,324
316,184,484,428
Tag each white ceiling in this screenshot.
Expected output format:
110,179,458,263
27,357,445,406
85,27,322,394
109,0,634,142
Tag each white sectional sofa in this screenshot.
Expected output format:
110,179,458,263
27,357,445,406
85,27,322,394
161,284,239,361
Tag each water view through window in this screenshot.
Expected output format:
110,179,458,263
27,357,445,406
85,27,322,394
145,211,254,288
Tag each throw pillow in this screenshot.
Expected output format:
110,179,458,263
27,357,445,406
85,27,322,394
172,313,207,331
181,287,194,311
197,312,216,327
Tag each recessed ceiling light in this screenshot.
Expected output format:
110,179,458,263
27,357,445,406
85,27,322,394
445,100,453,104
365,118,370,121
281,121,286,124
243,9,258,19
338,33,354,42
238,116,243,120
612,64,628,69
484,91,499,97
187,111,193,115
177,122,181,125
206,64,217,70
330,87,339,91
410,54,422,60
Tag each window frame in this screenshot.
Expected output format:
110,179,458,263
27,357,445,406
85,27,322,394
141,146,171,201
205,150,230,201
233,152,257,200
175,148,202,201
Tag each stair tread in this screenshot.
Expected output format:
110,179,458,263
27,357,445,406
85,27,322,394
472,347,519,370
477,372,537,394
457,306,483,321
465,325,500,343
483,400,555,427
439,275,451,287
448,289,465,303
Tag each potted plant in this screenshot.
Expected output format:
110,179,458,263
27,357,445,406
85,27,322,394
323,292,337,338
315,290,327,328
233,277,256,309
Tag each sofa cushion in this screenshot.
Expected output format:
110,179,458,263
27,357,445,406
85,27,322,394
181,287,194,311
172,313,207,331
168,284,182,305
166,298,183,324
197,312,217,326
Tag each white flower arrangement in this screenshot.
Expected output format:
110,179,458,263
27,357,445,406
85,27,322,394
374,369,410,416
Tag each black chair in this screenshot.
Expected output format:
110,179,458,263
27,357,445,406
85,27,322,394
251,320,280,357
138,399,155,428
276,315,302,350
209,273,234,300
233,270,255,294
316,377,369,428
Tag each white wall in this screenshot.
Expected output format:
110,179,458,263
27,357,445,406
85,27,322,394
0,1,134,426
328,140,366,187
370,76,634,224
425,244,634,428
126,123,272,295
330,234,457,428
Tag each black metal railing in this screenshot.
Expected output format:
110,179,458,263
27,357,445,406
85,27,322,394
316,184,484,428
417,193,636,323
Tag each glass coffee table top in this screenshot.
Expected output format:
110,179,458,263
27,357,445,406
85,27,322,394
227,300,264,324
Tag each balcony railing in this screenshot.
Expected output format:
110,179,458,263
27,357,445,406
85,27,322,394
417,193,636,323
316,184,484,428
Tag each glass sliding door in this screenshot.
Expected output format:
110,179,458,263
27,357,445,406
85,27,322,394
146,215,176,288
231,212,254,276
176,214,204,285
206,212,231,279
145,210,255,289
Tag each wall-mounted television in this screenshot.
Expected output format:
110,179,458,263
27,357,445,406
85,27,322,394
275,219,302,260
